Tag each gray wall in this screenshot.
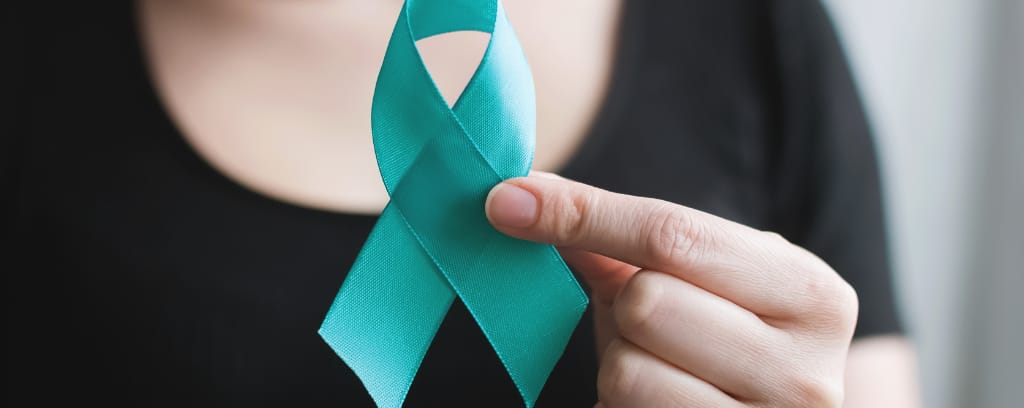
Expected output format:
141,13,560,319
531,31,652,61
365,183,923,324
961,2,1024,406
823,1,1023,407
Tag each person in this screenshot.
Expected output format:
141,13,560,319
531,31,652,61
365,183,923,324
4,0,920,406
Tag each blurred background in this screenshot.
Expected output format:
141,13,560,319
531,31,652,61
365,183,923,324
823,1,1023,407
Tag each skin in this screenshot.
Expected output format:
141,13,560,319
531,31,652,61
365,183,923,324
486,174,922,407
138,0,921,406
138,0,617,214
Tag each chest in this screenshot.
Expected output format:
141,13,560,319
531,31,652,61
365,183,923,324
138,0,622,214
13,2,787,404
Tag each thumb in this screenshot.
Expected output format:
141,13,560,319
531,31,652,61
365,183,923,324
484,173,638,303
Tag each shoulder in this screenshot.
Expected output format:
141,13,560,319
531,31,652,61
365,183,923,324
602,0,881,236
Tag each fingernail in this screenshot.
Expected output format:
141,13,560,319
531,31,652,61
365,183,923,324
486,182,539,228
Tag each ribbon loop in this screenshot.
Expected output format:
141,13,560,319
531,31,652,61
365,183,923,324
320,1,588,406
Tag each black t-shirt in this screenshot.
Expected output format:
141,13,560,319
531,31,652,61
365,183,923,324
4,1,903,406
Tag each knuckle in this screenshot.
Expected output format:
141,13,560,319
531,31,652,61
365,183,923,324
832,279,860,332
762,230,791,245
597,339,643,404
643,204,705,267
546,187,598,245
781,373,845,408
788,254,859,334
770,243,860,332
613,271,666,340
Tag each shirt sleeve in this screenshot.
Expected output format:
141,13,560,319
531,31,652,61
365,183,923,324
765,0,905,338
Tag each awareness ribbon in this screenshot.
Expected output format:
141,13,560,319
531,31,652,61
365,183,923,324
318,0,589,406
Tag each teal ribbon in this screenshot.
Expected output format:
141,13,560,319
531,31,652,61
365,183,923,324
318,0,589,406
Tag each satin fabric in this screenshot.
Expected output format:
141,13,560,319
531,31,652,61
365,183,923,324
319,1,588,406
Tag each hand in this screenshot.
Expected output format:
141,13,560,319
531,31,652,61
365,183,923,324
485,173,858,407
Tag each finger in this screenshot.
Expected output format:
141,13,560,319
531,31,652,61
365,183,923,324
598,338,743,408
614,270,788,400
485,175,846,319
560,248,639,354
559,248,637,305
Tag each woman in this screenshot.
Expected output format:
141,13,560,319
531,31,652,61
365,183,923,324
5,0,919,406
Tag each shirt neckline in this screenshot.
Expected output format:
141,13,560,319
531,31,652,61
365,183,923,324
123,0,638,220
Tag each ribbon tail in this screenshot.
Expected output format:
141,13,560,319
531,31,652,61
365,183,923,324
391,140,589,407
464,236,588,407
319,203,455,408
